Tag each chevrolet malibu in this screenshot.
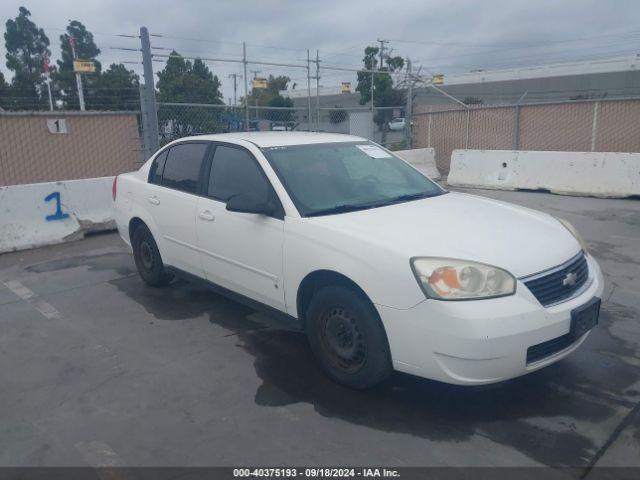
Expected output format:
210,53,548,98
113,132,604,388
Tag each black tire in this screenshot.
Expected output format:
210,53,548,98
306,285,392,389
131,224,173,287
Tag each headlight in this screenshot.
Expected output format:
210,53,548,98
555,217,589,253
410,257,516,300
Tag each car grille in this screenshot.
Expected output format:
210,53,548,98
523,252,589,307
527,333,574,364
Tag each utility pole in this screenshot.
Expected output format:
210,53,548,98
370,69,374,110
377,38,389,70
306,49,312,131
404,58,413,148
69,36,86,111
140,26,159,155
250,69,261,120
243,42,249,130
315,50,320,131
372,39,389,115
228,73,242,106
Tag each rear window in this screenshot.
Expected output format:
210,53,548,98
148,149,168,185
161,143,209,194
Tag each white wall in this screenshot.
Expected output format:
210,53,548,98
0,177,115,254
448,150,640,198
395,148,441,181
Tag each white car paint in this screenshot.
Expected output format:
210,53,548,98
114,132,604,385
388,118,405,131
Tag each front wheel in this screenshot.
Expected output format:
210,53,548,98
131,224,173,287
306,286,392,389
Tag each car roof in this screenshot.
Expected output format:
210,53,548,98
173,131,368,148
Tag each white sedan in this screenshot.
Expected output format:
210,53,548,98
388,118,405,131
113,132,604,388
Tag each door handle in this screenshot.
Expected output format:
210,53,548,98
147,196,160,205
198,210,215,221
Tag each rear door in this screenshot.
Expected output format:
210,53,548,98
146,141,211,276
195,143,286,311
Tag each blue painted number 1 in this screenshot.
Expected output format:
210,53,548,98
44,191,70,221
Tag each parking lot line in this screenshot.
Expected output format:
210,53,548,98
3,280,37,300
3,280,61,319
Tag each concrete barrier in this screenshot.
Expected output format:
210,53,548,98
395,148,441,180
448,149,640,198
0,177,115,254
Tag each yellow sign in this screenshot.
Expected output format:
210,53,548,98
341,82,352,93
73,60,96,73
252,78,267,89
432,74,445,85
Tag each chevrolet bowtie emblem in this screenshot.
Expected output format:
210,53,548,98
562,272,578,287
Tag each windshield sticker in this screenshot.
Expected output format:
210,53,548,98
356,144,392,158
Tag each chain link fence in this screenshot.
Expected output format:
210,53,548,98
156,102,408,148
412,97,640,175
157,103,310,145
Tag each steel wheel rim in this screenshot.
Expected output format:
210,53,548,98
319,306,367,374
139,241,154,271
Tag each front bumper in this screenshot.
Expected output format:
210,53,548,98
376,254,604,385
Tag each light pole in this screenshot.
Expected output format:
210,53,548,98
42,55,53,111
69,36,85,111
251,69,261,121
228,73,242,106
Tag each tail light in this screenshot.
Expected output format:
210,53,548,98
112,175,118,201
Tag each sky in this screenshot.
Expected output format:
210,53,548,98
1,0,640,103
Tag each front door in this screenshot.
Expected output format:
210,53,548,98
195,144,285,311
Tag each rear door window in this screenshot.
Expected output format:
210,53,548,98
161,142,209,194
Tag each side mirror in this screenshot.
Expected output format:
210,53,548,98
226,192,275,215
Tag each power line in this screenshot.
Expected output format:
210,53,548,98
42,26,138,39
148,33,242,46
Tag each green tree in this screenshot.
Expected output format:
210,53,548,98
247,74,290,111
156,52,224,141
266,94,293,122
55,20,101,109
355,46,405,138
267,75,289,95
0,70,10,109
94,63,139,111
4,6,50,110
157,52,222,104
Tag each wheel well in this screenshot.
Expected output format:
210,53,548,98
128,217,146,242
296,270,373,328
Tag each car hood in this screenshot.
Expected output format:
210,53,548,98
306,192,581,278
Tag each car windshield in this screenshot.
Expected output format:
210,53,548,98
262,141,445,217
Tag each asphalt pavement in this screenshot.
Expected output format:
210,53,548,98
0,188,638,474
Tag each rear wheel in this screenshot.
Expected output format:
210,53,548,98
131,224,173,287
306,285,392,389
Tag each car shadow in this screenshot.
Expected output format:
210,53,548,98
28,251,638,468
108,272,640,468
